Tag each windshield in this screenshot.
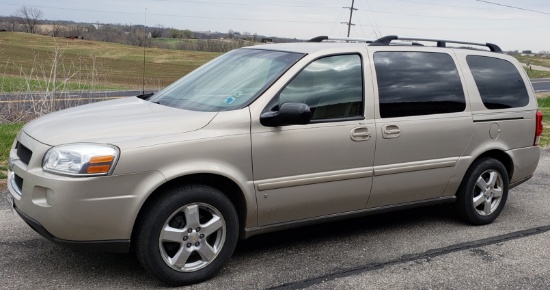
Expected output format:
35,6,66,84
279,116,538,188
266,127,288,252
149,49,304,111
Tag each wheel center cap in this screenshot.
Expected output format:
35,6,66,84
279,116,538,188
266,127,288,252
188,232,199,242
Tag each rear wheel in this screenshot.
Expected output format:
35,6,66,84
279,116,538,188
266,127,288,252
135,185,238,286
455,158,509,225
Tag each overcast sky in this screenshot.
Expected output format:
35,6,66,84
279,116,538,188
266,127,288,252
1,0,550,52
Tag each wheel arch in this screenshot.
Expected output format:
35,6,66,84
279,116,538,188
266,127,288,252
131,173,250,244
443,148,514,198
454,149,511,225
472,149,514,181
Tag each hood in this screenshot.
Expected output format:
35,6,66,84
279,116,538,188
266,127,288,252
23,97,218,146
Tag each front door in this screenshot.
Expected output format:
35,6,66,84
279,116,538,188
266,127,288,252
251,53,376,226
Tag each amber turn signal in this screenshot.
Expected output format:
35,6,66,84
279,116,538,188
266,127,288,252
90,155,115,164
87,165,111,174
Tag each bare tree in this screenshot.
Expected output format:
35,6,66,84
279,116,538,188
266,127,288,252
127,26,148,47
183,29,193,39
151,25,164,38
15,6,43,34
50,21,63,37
2,16,22,32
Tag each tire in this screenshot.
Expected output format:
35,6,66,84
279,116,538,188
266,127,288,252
455,158,509,225
135,185,239,286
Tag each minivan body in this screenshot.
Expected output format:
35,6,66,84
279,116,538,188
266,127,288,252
7,37,541,285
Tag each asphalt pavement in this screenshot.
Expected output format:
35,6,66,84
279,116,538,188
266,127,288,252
1,149,549,289
532,79,550,92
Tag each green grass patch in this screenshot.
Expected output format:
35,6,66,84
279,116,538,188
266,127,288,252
0,123,24,180
151,38,183,49
537,96,550,147
525,68,550,79
516,55,550,69
0,75,120,93
514,55,550,78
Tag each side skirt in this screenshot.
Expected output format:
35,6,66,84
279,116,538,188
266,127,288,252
244,197,456,239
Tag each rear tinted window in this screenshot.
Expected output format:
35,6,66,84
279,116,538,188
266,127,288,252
467,56,529,109
374,52,465,118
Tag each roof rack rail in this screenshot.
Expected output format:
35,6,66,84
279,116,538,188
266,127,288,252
308,36,372,43
369,35,502,53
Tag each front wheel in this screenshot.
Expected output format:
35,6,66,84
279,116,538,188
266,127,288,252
455,158,509,225
135,185,239,286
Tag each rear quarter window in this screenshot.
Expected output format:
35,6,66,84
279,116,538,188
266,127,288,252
466,55,529,109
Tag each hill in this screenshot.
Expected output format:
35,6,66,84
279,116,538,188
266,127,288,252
2,32,549,94
0,32,221,92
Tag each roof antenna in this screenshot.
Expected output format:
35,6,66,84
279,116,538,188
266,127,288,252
142,8,147,95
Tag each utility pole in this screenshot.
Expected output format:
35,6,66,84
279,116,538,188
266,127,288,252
341,0,357,37
142,8,147,95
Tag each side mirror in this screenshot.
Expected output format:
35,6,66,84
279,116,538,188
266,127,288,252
260,102,312,127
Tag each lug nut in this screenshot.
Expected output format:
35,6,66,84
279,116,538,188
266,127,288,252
183,236,188,241
186,243,192,248
195,242,200,247
187,228,193,233
199,234,205,239
196,227,201,232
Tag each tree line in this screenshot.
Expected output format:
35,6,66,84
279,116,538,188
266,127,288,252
0,6,298,53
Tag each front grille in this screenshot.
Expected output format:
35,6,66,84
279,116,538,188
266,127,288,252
14,174,23,192
16,142,33,165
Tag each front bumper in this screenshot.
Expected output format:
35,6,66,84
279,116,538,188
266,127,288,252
8,132,166,248
13,200,130,253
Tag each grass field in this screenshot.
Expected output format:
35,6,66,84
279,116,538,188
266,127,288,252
0,75,117,93
151,38,182,49
0,32,221,92
524,69,550,79
516,55,550,78
537,96,550,146
1,32,549,92
0,123,23,180
516,55,550,69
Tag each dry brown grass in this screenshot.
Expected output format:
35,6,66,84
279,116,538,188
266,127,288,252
0,32,221,90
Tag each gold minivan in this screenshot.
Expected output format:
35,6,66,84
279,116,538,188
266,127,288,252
7,36,542,285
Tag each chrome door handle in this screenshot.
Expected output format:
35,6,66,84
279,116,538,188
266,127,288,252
382,125,401,139
384,129,401,134
351,127,371,141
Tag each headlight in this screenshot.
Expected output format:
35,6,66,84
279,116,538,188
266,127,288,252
43,144,120,177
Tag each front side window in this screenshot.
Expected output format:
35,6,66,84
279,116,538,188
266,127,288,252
374,51,466,118
149,49,304,111
278,54,364,121
467,55,529,109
